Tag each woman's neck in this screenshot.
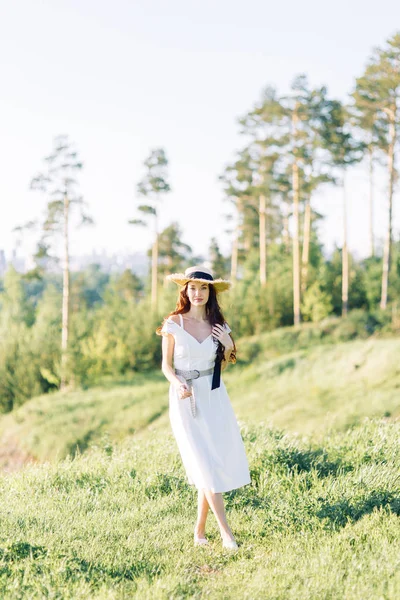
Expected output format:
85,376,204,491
186,305,207,321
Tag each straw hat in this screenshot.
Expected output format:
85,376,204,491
166,265,231,292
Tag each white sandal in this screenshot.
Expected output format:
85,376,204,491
194,534,209,546
222,538,238,550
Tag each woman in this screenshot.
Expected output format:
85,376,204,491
157,265,251,550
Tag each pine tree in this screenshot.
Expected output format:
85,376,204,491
351,84,387,258
156,222,193,279
219,147,256,283
129,148,171,310
320,100,364,316
240,77,332,324
354,32,400,309
209,238,229,278
29,135,92,388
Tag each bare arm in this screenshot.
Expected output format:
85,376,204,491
221,336,234,371
221,333,233,371
211,324,234,371
161,333,191,399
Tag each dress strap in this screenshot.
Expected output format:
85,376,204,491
179,314,184,329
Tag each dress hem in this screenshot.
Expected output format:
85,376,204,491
188,479,251,494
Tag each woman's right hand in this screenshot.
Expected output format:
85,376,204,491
177,382,192,399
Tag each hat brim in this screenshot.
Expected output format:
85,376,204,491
166,273,231,292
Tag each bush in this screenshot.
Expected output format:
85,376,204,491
302,281,333,323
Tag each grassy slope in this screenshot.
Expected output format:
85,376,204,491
228,337,400,434
0,329,399,598
1,336,399,462
0,420,398,599
0,372,168,465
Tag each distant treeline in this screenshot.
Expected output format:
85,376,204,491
0,253,399,413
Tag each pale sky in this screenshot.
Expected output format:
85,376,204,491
1,0,399,264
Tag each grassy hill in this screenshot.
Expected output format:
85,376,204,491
1,333,399,464
0,325,399,598
0,372,169,468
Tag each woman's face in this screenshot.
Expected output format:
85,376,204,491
186,281,210,307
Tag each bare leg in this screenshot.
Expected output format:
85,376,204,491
203,489,236,543
195,489,210,537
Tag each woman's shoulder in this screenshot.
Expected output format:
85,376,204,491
166,315,180,325
160,314,180,337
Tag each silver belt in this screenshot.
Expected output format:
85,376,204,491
175,368,214,418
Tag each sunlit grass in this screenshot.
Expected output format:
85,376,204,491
0,372,167,463
0,420,399,598
227,338,400,435
1,337,400,463
0,329,399,597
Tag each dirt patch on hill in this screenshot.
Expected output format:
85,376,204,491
0,436,37,473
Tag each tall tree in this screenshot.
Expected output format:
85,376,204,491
240,77,331,324
237,84,273,316
129,148,171,310
300,173,329,294
351,88,386,258
219,147,255,284
30,135,92,388
321,100,364,316
252,147,281,287
286,77,333,306
156,222,193,279
238,88,287,290
209,238,229,277
354,32,400,309
224,145,280,287
274,170,292,252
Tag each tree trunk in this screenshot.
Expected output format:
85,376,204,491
301,196,311,294
292,162,301,325
282,199,290,251
60,192,70,389
368,146,375,257
380,114,396,310
231,229,238,284
292,109,301,325
151,212,158,310
231,197,243,284
342,174,348,317
259,194,267,286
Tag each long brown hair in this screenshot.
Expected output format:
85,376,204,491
156,283,236,363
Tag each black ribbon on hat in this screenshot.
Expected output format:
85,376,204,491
187,271,214,281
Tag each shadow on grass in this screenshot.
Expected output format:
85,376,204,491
63,554,164,585
0,542,47,562
147,406,168,426
317,490,400,528
242,428,355,478
272,446,355,477
225,486,270,510
247,446,355,484
66,425,106,457
144,473,191,500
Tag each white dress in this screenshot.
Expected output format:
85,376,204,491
161,315,251,493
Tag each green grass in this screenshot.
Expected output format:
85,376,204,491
227,337,400,435
0,420,398,598
0,327,399,598
2,337,399,462
0,371,168,464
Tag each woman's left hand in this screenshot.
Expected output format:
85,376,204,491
212,324,233,349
